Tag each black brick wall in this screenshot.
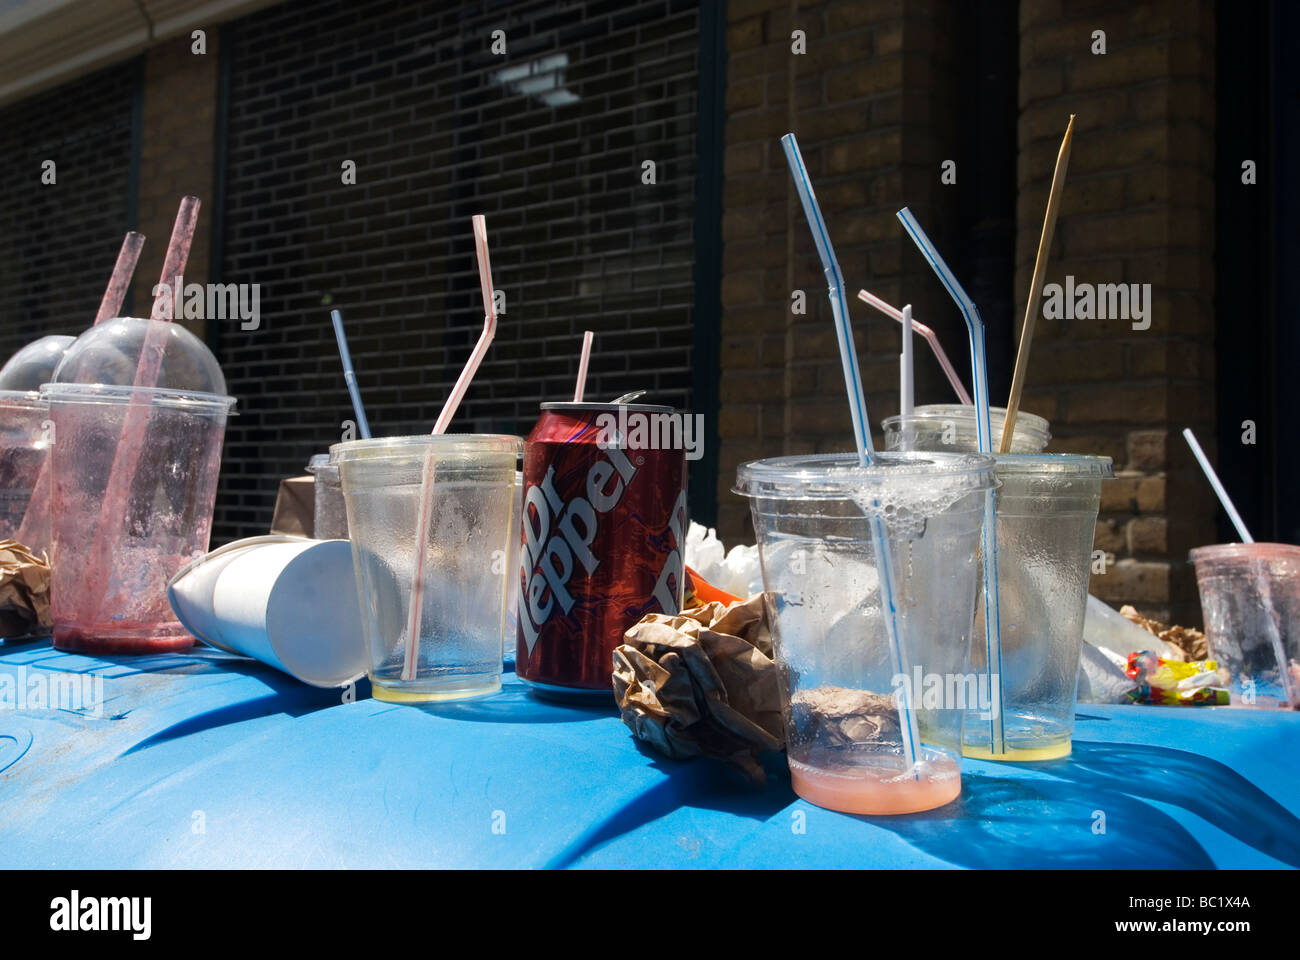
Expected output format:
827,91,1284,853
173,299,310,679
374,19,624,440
0,63,138,357
215,0,702,540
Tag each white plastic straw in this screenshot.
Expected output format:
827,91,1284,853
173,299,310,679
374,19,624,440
403,215,498,681
782,132,920,773
330,309,371,440
897,206,1006,756
900,303,914,418
857,289,973,405
1182,428,1252,543
573,330,594,402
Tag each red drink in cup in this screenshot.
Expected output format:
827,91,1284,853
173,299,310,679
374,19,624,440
516,402,688,694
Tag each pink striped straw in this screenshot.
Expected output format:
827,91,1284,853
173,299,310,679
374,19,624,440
83,199,199,622
573,330,593,402
16,231,146,548
857,288,972,405
402,214,497,681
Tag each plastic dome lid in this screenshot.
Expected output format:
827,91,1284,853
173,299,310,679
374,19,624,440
0,335,77,393
51,316,227,396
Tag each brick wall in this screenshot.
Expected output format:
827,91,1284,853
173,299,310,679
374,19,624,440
0,63,137,355
717,0,988,543
129,33,223,340
1018,0,1218,623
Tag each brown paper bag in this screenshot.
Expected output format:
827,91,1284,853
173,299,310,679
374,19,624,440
0,539,51,639
270,476,315,537
612,595,784,783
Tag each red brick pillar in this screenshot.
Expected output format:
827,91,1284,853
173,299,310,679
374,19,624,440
717,0,963,543
130,32,221,340
1018,0,1217,623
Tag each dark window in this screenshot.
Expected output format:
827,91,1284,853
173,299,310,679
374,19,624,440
215,0,705,540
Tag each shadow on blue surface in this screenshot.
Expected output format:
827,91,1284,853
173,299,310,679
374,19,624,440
122,659,365,754
867,772,1215,868
413,683,617,724
546,744,793,868
1064,740,1300,867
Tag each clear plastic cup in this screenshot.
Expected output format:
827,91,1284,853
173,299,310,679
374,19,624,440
332,434,522,702
306,453,348,540
964,454,1113,761
0,391,52,553
883,404,1051,453
735,451,997,815
503,468,523,665
44,383,236,653
1190,543,1300,709
0,335,76,392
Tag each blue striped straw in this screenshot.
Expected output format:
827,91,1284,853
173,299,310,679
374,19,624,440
330,309,372,440
896,207,1006,755
782,133,921,772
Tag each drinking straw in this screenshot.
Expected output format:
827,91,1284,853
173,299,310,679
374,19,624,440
401,214,498,681
857,289,972,404
1182,428,1296,704
900,304,914,418
95,232,147,325
573,330,594,402
782,132,921,772
83,198,201,620
1182,428,1252,543
16,231,146,546
329,309,372,440
897,205,1006,755
1001,115,1075,454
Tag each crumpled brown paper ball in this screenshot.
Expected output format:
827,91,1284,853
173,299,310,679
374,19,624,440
1121,604,1208,661
0,539,51,639
612,595,784,783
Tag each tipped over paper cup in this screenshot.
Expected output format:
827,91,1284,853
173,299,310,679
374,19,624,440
168,536,365,688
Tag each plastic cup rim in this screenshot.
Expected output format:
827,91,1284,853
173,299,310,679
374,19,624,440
330,433,523,462
733,450,997,500
1189,542,1300,564
41,381,236,411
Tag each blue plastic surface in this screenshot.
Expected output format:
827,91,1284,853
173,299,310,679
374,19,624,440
1,639,1298,868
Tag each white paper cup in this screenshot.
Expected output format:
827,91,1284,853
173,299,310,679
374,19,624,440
169,537,366,688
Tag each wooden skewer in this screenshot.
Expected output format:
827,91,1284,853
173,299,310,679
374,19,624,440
1000,114,1075,453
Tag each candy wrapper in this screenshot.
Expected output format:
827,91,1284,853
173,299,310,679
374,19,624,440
0,539,51,639
1125,651,1229,706
612,595,784,784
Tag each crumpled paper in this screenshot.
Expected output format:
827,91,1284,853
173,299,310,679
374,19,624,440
0,539,51,639
1120,604,1207,661
612,595,784,783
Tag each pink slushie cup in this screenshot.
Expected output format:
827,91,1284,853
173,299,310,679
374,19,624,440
43,317,234,655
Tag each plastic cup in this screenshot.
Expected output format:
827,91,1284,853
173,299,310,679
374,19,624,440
883,404,1051,454
964,454,1113,761
503,467,523,664
307,453,348,540
332,434,522,702
735,451,997,815
0,391,52,553
44,383,236,653
1190,543,1300,709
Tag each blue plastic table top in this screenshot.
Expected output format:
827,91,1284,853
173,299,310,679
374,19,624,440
1,639,1297,869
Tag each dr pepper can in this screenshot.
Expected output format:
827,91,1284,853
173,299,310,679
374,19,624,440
516,401,688,694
